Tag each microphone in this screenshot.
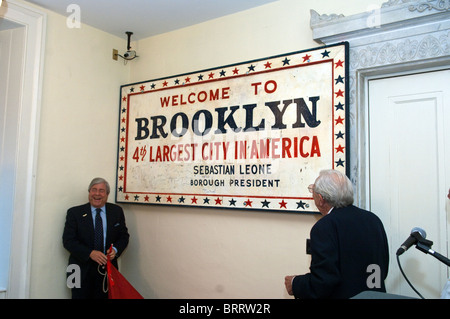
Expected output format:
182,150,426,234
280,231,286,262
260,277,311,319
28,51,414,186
396,227,427,256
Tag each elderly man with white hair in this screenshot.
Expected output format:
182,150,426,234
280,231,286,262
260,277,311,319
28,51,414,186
285,169,389,299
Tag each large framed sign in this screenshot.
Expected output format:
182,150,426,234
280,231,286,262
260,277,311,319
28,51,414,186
116,42,349,213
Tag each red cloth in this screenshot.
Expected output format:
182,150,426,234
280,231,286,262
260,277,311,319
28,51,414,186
106,251,143,299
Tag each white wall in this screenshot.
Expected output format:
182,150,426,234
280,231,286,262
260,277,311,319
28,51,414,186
27,0,384,298
28,7,129,298
120,0,385,299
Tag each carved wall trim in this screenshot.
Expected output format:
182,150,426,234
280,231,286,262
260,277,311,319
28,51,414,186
310,0,450,207
389,0,450,12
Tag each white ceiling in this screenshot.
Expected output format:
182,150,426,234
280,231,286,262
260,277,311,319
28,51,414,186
24,0,277,40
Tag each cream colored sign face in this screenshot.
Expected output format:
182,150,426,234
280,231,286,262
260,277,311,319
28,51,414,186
116,43,348,213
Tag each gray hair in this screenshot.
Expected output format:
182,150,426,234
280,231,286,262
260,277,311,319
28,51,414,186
314,169,353,208
88,177,110,195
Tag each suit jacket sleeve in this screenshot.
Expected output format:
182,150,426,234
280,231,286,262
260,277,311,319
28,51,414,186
106,203,130,257
62,205,93,263
292,218,340,298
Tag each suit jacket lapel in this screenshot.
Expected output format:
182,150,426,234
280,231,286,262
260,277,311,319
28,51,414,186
105,203,113,250
81,203,95,246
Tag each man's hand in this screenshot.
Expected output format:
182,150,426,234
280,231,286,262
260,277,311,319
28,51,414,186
90,250,107,265
107,246,117,260
284,275,295,296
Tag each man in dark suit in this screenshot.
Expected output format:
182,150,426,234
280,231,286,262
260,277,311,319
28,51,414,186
285,169,389,299
63,177,130,298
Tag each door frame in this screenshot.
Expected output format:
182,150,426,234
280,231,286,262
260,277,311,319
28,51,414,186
0,0,46,298
365,68,450,297
310,1,450,208
310,1,450,296
356,57,450,209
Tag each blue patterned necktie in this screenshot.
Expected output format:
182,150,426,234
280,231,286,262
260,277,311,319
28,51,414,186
94,208,104,253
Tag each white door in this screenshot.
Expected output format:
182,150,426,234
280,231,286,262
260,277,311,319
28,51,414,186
0,26,25,295
0,2,45,297
368,70,450,299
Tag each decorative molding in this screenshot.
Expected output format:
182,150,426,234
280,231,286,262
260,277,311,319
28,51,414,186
310,0,450,27
310,9,345,26
387,0,450,12
310,0,450,207
350,31,450,69
311,1,450,42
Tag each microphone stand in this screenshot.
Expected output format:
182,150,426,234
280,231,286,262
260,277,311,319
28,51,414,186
415,237,450,267
396,234,450,299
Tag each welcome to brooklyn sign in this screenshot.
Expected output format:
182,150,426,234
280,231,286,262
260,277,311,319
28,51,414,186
116,42,349,213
